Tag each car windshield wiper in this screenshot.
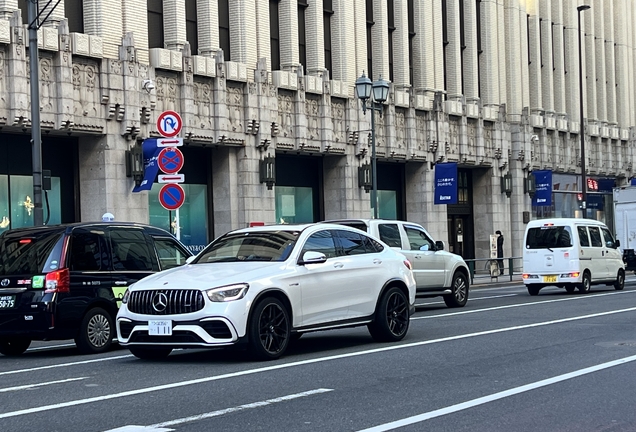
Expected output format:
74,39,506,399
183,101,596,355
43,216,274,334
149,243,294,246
203,256,241,263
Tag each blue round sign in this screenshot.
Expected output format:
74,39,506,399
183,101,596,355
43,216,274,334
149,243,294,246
158,147,184,174
158,183,185,211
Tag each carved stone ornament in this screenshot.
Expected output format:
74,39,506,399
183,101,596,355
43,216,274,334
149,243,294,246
395,109,406,149
305,97,319,140
226,85,244,132
193,80,213,130
277,93,294,138
72,61,100,118
330,99,345,144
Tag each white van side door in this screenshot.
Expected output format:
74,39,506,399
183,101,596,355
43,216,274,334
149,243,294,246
600,226,622,280
587,226,608,280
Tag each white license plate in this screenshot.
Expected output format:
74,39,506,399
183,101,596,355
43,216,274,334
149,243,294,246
148,320,172,336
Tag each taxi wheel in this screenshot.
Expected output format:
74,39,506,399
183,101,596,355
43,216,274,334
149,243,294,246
75,307,114,354
129,346,173,360
248,297,290,361
443,272,469,308
578,272,591,294
368,286,410,342
614,269,625,291
0,338,31,356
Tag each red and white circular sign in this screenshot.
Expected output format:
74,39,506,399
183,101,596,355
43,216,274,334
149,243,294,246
157,147,185,174
156,110,183,138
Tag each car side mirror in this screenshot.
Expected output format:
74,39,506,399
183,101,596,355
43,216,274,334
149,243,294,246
435,240,445,251
299,251,327,265
615,239,620,248
186,256,196,264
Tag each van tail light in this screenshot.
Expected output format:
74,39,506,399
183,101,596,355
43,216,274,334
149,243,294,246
45,269,70,293
522,273,530,279
403,260,413,270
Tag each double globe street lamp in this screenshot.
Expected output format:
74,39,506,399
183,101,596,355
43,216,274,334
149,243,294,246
355,72,390,219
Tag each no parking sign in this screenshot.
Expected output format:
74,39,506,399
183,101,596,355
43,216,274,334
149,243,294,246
158,183,185,211
157,147,184,174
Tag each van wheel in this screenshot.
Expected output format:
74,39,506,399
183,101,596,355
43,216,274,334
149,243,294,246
527,285,541,296
0,339,31,356
565,285,576,294
75,307,114,354
578,272,591,293
443,272,469,308
129,346,172,360
614,269,625,291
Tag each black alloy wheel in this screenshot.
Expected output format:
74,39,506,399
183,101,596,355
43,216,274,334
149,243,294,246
444,272,469,308
0,338,31,356
368,287,410,342
248,297,290,360
614,269,625,291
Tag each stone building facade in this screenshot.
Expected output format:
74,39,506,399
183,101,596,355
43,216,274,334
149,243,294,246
0,0,634,260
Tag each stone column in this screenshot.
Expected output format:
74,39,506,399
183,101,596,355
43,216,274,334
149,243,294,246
551,1,566,116
255,0,271,69
83,0,122,58
331,0,356,82
480,0,501,106
163,0,187,51
519,3,530,109
431,0,444,90
197,0,220,57
0,0,17,20
392,0,409,87
122,0,148,63
444,0,462,99
583,5,596,121
592,0,605,123
563,0,579,121
279,0,299,70
412,0,435,94
305,0,325,76
371,0,389,81
354,0,367,78
496,0,506,104
39,0,64,27
604,0,616,125
229,0,257,68
504,0,523,120
615,0,630,127
526,0,542,112
463,0,479,101
539,0,554,113
212,146,240,236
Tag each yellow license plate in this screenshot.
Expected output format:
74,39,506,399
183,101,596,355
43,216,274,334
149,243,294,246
543,275,557,283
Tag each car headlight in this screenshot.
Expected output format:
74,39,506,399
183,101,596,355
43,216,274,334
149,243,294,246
205,283,249,302
121,286,132,304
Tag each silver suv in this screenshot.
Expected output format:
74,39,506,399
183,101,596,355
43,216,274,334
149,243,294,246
327,219,470,308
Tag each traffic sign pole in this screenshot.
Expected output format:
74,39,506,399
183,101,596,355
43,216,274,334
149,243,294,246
175,209,181,240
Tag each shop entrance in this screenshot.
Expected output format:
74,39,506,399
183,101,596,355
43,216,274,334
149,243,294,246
447,169,474,259
274,154,324,223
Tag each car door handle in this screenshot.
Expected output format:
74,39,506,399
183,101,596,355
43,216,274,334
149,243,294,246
414,255,422,259
333,262,344,268
373,259,382,265
114,281,128,286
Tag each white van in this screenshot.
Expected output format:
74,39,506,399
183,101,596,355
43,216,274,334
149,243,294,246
522,218,625,295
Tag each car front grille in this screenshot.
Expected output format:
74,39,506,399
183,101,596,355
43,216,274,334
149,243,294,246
127,290,205,315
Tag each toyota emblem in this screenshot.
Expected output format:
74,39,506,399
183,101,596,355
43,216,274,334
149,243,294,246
0,279,9,287
152,292,168,313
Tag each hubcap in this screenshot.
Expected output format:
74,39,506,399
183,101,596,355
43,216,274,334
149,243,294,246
454,277,467,301
87,314,111,348
386,292,408,337
258,303,289,354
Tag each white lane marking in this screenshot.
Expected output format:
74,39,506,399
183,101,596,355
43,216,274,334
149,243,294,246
148,388,333,428
356,354,636,432
413,290,636,320
0,354,134,377
27,343,76,352
416,294,517,306
1,306,635,420
0,377,88,393
104,426,173,432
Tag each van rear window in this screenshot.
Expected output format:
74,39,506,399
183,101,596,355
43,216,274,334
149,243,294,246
0,231,65,275
526,226,573,249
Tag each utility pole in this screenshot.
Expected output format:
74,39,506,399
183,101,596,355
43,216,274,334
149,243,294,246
28,0,43,226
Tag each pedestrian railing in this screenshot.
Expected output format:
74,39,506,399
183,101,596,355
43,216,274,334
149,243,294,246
463,256,523,285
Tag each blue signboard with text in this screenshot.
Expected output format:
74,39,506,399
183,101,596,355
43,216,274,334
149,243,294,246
532,170,552,206
132,138,162,192
434,162,458,205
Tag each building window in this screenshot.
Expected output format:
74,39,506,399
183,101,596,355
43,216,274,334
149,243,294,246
387,0,395,82
527,14,531,65
442,0,449,93
65,0,84,33
476,0,482,97
324,0,333,79
270,0,281,70
551,22,555,71
563,25,567,74
186,0,198,55
459,0,466,95
147,0,164,49
366,0,374,79
539,18,543,68
298,0,308,72
408,0,415,85
219,0,230,61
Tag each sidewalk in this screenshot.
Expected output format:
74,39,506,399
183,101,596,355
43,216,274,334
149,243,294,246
471,273,524,288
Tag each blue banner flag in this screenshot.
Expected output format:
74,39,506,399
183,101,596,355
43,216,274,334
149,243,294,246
434,162,458,205
597,178,616,192
132,138,161,192
631,178,636,186
587,194,604,210
532,170,552,206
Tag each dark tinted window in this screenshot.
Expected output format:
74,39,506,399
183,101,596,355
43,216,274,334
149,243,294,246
301,230,337,259
185,0,198,54
404,226,434,251
0,230,65,275
378,224,402,248
368,237,385,252
110,229,153,271
65,0,84,33
577,226,590,247
70,229,107,271
197,231,299,263
588,227,603,247
600,227,616,248
336,230,370,256
153,237,190,270
147,0,164,49
525,226,573,249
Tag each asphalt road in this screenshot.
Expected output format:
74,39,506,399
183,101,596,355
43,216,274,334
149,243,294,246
1,278,636,432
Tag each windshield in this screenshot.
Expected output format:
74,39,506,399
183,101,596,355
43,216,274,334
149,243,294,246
195,231,300,263
526,226,573,249
0,230,66,275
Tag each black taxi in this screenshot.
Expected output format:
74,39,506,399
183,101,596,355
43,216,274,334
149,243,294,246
0,222,192,355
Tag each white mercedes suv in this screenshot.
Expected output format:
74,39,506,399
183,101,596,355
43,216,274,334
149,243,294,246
116,223,416,360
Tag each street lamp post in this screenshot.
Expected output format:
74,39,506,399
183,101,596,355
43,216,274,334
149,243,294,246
577,4,590,218
355,72,389,219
